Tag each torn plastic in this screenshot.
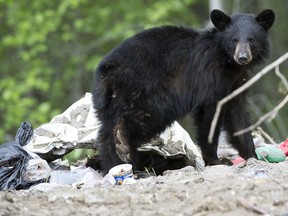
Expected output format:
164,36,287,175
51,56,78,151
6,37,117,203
25,92,100,161
49,166,105,187
0,122,34,190
137,121,205,171
23,158,51,183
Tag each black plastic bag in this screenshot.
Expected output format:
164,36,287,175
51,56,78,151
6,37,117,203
0,122,34,190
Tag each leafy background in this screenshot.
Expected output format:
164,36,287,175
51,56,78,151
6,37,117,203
0,0,287,145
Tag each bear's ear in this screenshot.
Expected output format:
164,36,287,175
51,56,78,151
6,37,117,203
210,9,231,30
255,9,275,31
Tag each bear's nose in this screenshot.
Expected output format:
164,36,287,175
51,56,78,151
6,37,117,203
234,42,252,66
238,53,248,64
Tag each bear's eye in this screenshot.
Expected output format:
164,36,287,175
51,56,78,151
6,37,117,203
232,38,238,43
248,37,255,43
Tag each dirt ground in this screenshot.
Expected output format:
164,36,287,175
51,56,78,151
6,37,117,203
1,158,288,216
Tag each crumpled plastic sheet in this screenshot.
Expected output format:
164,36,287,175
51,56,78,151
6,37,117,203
49,167,109,187
25,92,205,170
25,92,101,161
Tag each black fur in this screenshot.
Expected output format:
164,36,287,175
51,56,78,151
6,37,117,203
92,9,275,174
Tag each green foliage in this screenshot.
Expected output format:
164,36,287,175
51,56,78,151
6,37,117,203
0,0,287,145
0,0,205,142
64,149,96,164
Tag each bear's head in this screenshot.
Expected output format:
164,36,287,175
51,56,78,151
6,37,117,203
210,9,275,66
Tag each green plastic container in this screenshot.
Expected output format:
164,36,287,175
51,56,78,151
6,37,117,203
255,146,286,163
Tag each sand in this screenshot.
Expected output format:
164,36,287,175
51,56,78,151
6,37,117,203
1,158,288,216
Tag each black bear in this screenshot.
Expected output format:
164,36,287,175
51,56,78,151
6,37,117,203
92,9,275,174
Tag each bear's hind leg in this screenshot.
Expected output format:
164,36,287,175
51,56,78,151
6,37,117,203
97,126,124,174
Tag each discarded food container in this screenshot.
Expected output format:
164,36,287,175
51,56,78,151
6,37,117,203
255,146,286,163
108,164,133,185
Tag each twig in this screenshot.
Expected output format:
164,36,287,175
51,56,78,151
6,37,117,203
275,65,288,90
237,197,269,215
208,52,288,143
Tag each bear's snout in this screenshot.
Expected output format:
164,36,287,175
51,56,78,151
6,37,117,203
234,42,252,65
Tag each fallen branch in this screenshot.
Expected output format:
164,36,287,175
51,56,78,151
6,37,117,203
208,52,288,143
233,67,288,136
233,94,288,136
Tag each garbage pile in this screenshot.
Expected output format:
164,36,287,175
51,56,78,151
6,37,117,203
0,93,207,190
1,93,287,190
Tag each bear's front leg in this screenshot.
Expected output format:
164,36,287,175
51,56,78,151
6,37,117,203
223,98,257,159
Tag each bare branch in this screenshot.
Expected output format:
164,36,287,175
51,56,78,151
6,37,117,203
275,65,288,90
233,94,288,136
233,65,288,136
208,52,288,143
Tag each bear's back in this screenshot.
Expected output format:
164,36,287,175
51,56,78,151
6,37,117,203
98,26,199,73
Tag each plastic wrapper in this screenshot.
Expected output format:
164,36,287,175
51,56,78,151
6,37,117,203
0,122,34,190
